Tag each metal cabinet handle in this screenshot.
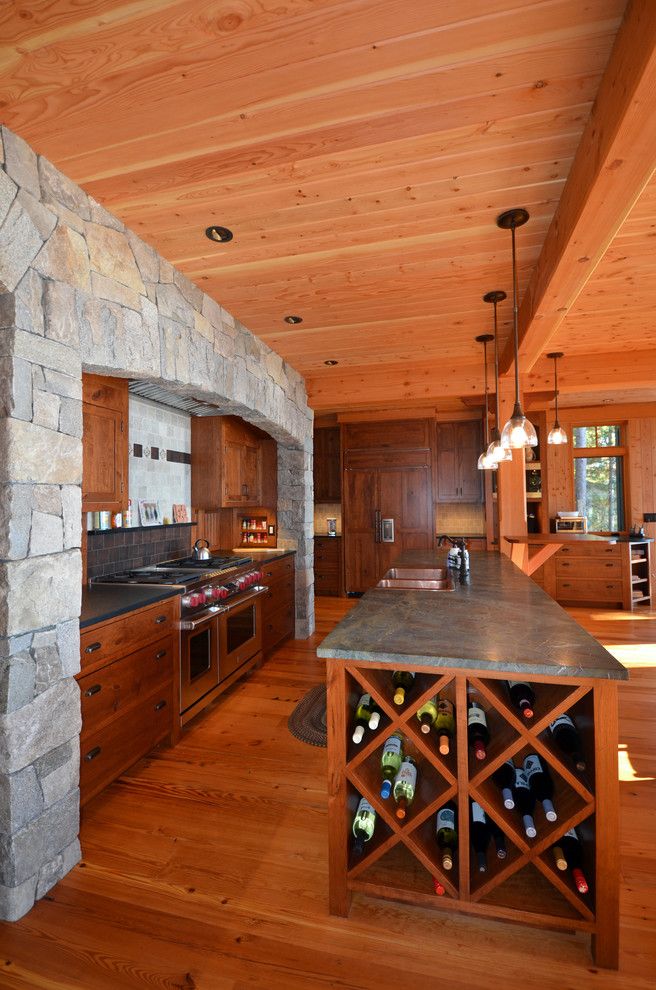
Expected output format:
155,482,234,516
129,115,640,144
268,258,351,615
155,615,167,624
562,583,571,588
85,746,101,761
606,584,615,589
84,684,102,697
154,700,167,711
155,649,167,660
605,563,614,568
85,642,101,653
562,562,570,567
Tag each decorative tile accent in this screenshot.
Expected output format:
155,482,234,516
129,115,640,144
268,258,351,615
133,442,142,458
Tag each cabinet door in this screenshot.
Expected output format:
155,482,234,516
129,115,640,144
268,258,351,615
343,470,378,593
456,421,483,502
241,441,261,505
377,466,433,577
436,423,458,501
82,403,125,511
223,439,244,505
314,427,341,501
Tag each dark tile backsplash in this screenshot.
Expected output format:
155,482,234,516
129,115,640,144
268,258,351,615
87,525,193,579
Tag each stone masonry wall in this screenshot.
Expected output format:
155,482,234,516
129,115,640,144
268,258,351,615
0,125,314,921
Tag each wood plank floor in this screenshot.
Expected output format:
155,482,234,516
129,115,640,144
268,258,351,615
1,598,655,989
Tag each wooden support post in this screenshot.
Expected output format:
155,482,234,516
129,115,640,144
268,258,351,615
591,681,620,969
326,661,351,917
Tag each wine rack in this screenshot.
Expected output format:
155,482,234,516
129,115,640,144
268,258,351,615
327,661,620,968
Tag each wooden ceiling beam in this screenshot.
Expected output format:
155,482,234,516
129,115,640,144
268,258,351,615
500,0,656,375
528,348,656,393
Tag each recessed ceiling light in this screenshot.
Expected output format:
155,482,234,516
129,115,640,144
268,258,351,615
324,359,338,366
284,315,303,324
205,225,233,243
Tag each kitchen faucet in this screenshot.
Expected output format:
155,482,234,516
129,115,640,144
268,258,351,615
437,535,470,583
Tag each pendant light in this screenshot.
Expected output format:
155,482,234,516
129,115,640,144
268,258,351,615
546,351,568,445
475,333,497,471
483,290,512,464
497,209,538,449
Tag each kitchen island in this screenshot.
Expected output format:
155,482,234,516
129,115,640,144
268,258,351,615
317,549,627,968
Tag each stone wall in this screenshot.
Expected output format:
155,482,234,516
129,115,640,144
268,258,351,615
0,125,314,920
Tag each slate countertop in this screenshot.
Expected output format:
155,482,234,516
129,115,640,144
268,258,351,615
232,547,297,559
317,549,628,681
80,585,180,628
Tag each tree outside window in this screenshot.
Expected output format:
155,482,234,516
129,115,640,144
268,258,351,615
572,425,625,532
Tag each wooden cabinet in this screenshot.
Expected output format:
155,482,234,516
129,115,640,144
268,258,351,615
326,659,620,968
315,536,342,596
192,416,276,509
82,374,128,513
260,554,296,653
314,427,341,501
77,597,179,805
436,421,482,503
537,539,652,610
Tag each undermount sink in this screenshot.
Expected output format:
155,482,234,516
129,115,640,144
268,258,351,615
377,567,455,592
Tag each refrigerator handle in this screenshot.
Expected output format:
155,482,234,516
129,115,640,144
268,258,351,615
374,509,381,543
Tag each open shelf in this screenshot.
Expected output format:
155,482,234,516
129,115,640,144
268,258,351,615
351,840,448,902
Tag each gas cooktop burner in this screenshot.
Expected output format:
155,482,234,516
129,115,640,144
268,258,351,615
99,568,201,585
165,553,252,569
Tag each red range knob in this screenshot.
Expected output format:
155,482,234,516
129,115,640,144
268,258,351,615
189,593,200,608
218,587,229,599
212,587,222,600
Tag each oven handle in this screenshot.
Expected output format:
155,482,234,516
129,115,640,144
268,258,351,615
177,607,225,632
222,585,267,614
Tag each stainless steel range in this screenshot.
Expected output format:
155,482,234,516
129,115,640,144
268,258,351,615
96,552,266,721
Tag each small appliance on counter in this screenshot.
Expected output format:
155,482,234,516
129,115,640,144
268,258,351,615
554,512,587,533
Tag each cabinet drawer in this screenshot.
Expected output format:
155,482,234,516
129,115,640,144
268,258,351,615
314,538,340,563
315,571,340,596
259,555,294,584
80,685,172,805
79,636,174,738
556,557,622,579
262,603,295,653
558,543,620,558
80,598,178,673
556,578,623,602
262,574,294,617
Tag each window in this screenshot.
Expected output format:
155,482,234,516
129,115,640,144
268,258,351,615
572,425,625,532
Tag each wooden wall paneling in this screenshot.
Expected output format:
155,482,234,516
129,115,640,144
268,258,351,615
375,466,433,577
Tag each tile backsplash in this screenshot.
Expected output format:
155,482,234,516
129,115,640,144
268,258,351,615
437,502,486,536
86,524,194,579
129,395,191,522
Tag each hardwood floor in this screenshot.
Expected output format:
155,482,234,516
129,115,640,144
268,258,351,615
1,598,655,989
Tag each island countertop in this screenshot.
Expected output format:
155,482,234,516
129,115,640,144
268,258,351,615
317,549,628,681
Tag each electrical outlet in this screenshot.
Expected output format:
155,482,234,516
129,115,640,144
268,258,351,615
644,513,656,523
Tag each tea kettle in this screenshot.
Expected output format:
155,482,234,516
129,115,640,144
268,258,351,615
192,538,212,561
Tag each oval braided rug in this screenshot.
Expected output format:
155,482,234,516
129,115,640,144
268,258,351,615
287,684,327,747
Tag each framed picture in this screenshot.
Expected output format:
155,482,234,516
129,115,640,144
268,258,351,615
138,499,162,526
172,503,189,523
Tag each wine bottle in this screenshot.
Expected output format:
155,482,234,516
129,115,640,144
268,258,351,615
416,696,438,735
523,753,557,821
490,820,507,860
352,796,376,856
435,801,457,871
352,693,375,744
380,732,403,799
467,700,490,760
435,697,456,755
492,759,516,809
512,767,537,838
432,876,446,896
506,679,535,720
393,755,417,820
368,703,381,731
548,713,586,771
552,828,589,893
470,801,490,873
392,670,415,706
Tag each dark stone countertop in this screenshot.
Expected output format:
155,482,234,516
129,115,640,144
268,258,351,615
233,547,297,559
318,549,628,681
80,585,181,628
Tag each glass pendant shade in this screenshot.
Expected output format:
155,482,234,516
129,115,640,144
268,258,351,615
487,430,513,463
478,449,498,471
547,423,568,445
500,402,538,449
475,332,496,471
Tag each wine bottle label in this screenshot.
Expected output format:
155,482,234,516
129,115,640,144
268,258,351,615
438,699,454,716
514,768,530,791
523,754,544,780
467,703,487,728
549,713,576,731
437,807,456,831
356,797,375,817
395,761,417,789
357,693,372,708
382,735,402,757
471,802,486,825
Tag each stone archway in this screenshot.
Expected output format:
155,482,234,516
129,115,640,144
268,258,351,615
0,126,314,920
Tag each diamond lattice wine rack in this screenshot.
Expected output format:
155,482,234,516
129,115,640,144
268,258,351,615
326,661,621,968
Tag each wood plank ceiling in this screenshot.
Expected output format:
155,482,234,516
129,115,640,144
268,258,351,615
3,0,647,413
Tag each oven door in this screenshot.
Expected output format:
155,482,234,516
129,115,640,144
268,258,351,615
219,587,265,681
179,609,221,713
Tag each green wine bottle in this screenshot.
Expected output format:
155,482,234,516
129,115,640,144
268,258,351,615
392,670,415,706
352,693,375,744
435,697,456,755
436,801,458,870
380,732,404,799
352,796,376,856
416,696,438,734
393,755,417,820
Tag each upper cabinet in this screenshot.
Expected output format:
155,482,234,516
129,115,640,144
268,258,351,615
436,420,482,503
192,416,275,509
313,427,341,502
82,374,128,513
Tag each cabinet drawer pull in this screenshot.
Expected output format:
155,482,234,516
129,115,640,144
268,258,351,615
85,746,101,762
84,684,102,697
605,563,614,568
606,584,615,589
154,700,167,711
155,615,167,625
84,642,102,654
562,583,571,588
561,562,570,567
155,649,167,660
